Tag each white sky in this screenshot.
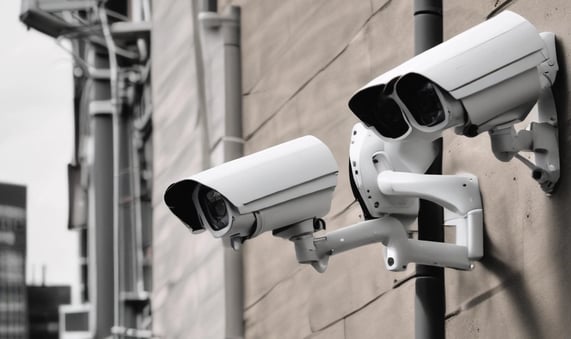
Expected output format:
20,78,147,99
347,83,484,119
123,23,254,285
0,1,78,301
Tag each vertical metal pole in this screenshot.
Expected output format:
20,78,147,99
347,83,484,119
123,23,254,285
221,7,244,339
197,3,244,337
89,46,115,339
99,8,123,338
191,0,212,171
196,4,244,337
100,6,138,336
414,0,443,55
413,1,444,339
202,0,217,12
116,86,138,335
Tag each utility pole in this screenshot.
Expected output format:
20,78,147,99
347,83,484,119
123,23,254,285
88,45,115,339
413,1,445,339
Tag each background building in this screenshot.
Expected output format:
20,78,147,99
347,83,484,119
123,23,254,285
27,284,71,339
21,1,153,338
0,183,27,339
20,0,571,338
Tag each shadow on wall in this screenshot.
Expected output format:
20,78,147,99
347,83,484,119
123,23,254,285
552,37,570,197
495,37,569,337
478,233,542,338
547,35,571,335
451,37,570,338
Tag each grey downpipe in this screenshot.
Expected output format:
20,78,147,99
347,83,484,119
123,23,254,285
191,0,212,170
194,2,245,338
99,6,122,338
88,46,115,339
219,7,245,339
201,0,217,12
413,1,445,339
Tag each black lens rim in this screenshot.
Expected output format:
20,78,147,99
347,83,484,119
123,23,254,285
373,95,410,139
396,74,447,128
348,85,411,140
198,186,229,231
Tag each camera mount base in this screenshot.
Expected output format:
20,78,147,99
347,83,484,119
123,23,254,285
489,86,559,193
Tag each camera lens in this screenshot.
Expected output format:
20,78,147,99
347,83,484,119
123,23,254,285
397,74,446,127
348,86,411,140
198,187,229,231
373,96,410,138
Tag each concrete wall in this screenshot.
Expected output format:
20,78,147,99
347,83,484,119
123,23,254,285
151,1,227,338
152,0,571,338
443,2,571,338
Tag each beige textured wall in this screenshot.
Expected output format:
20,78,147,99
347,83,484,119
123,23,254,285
232,0,571,338
151,1,227,338
152,0,571,338
443,2,571,338
234,0,416,338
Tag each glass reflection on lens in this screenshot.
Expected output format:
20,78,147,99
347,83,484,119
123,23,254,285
397,74,446,128
198,187,229,231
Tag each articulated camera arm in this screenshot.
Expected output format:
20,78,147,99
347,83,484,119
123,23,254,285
274,171,483,273
488,86,559,193
378,171,483,261
489,32,560,193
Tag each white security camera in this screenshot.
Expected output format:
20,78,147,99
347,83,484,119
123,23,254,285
163,136,338,249
164,130,483,273
348,11,560,192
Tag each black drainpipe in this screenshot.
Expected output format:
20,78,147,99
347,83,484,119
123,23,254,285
202,0,217,11
413,1,445,339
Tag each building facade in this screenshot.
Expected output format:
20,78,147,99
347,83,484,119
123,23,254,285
27,285,71,339
0,183,27,339
20,1,154,338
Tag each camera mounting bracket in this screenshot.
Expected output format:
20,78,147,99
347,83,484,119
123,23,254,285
274,171,483,273
488,31,559,193
489,85,559,193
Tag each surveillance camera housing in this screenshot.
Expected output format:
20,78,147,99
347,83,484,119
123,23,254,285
348,11,560,193
348,10,557,141
164,136,338,247
164,130,484,272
